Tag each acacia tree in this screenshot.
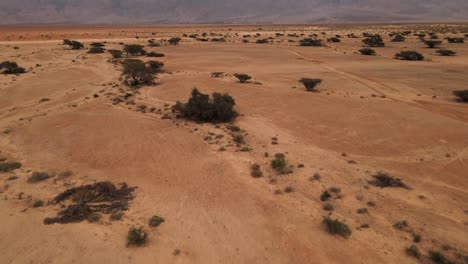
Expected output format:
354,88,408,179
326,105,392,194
123,44,146,56
122,59,159,86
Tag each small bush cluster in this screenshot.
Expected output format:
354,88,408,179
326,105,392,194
271,153,292,175
322,216,351,238
250,163,263,178
124,44,146,56
27,171,51,183
299,38,323,47
63,39,84,50
108,50,123,59
127,226,148,246
436,49,456,56
424,40,442,48
148,215,165,227
359,48,376,56
394,51,424,61
368,172,409,189
0,61,26,74
391,35,405,42
447,37,464,43
299,78,322,92
362,35,385,47
0,161,22,172
146,52,165,57
173,88,238,123
168,37,181,45
88,47,105,54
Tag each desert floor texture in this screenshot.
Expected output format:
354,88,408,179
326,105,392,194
0,24,467,264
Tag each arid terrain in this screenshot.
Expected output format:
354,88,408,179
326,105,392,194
0,24,467,264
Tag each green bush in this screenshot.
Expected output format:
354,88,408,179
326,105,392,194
173,88,238,123
33,200,44,207
320,190,331,201
447,37,464,43
299,78,322,92
322,216,351,238
271,153,292,174
127,226,148,246
369,172,409,188
87,212,101,222
148,215,165,227
110,212,124,221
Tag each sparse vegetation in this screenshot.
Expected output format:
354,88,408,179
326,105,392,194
359,48,376,56
391,34,405,42
322,216,351,238
271,153,292,174
447,37,464,43
0,61,26,74
63,39,84,50
110,212,124,221
33,200,44,208
368,172,409,189
148,215,165,227
299,78,322,92
436,49,456,56
122,59,161,86
127,226,148,246
395,51,424,61
299,38,323,47
123,44,146,56
88,47,105,54
168,37,182,45
250,163,263,178
320,190,331,201
0,161,22,172
424,40,442,48
108,50,123,59
87,212,101,222
173,88,238,123
233,73,252,83
323,203,334,211
146,52,165,57
44,181,135,224
406,245,421,259
27,172,50,183
428,251,447,264
362,35,385,47
453,90,468,102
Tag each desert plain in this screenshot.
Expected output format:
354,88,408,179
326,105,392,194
0,24,467,264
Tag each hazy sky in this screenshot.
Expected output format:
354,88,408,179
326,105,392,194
1,0,467,24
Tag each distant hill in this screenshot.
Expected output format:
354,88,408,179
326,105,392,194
1,0,468,24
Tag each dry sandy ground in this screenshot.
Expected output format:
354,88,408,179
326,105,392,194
0,24,467,264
